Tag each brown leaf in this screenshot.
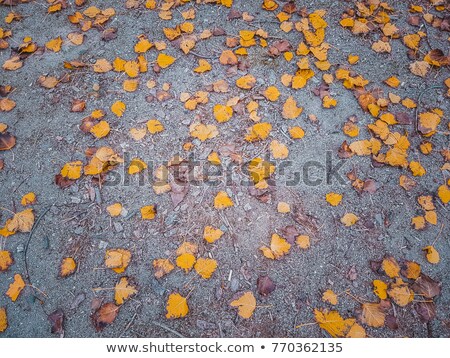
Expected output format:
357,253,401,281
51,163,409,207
280,225,299,244
257,275,276,296
411,275,441,299
48,309,64,336
71,99,86,112
91,302,120,332
385,314,399,330
415,301,436,323
101,28,117,41
0,132,16,151
55,174,75,189
268,40,292,57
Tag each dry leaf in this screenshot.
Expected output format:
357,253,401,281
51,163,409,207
230,292,256,319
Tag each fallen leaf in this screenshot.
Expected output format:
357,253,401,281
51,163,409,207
60,257,77,277
6,274,26,302
114,277,137,305
166,293,189,319
91,302,120,331
230,292,256,319
194,258,217,279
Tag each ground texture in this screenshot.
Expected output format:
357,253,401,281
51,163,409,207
0,0,450,338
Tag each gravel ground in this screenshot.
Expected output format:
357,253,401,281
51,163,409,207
0,0,449,338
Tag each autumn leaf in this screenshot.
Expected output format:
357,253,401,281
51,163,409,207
313,309,355,337
213,104,233,123
111,101,126,117
423,246,440,264
214,191,234,209
91,302,120,332
166,293,189,319
322,290,338,305
0,251,13,272
60,257,77,277
260,233,291,259
106,203,122,217
21,192,36,206
156,53,176,68
360,303,385,328
373,280,388,300
203,226,223,244
282,96,303,119
0,307,7,333
325,192,342,206
6,209,35,233
153,259,174,279
105,249,131,274
194,258,217,279
140,205,156,220
340,213,358,227
6,274,26,302
114,277,137,305
176,253,196,272
236,74,256,89
230,292,256,319
0,132,16,151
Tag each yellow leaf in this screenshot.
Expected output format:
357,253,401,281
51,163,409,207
214,191,234,209
124,60,139,78
314,309,355,337
371,40,391,53
176,242,198,256
90,120,110,138
219,50,238,65
114,277,137,305
409,161,426,177
260,233,291,259
194,258,217,279
213,104,233,123
93,58,112,73
373,280,388,299
340,213,358,226
282,96,303,119
140,205,156,220
403,33,420,50
322,95,337,108
296,235,310,250
322,289,338,305
423,246,440,264
348,54,359,64
6,208,34,233
156,53,175,68
411,216,426,230
289,126,305,139
166,293,189,319
21,192,36,206
145,119,164,134
153,259,174,279
6,274,25,302
437,184,450,204
248,157,275,183
60,257,77,277
402,98,416,109
245,122,272,142
384,76,401,88
203,226,223,244
194,59,211,73
176,253,196,272
111,101,126,117
263,86,280,101
388,283,414,307
105,249,131,274
134,36,152,53
343,121,359,137
2,56,23,71
361,303,385,328
277,202,290,213
189,123,218,142
382,256,400,278
346,323,366,338
46,36,62,52
270,140,289,159
0,250,13,272
107,203,122,217
67,32,84,45
236,74,256,89
0,307,7,333
325,192,342,206
230,291,256,319
403,261,421,280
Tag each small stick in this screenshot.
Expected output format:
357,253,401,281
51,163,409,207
151,321,185,338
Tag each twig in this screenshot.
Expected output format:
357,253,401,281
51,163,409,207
24,204,54,283
151,321,185,338
432,223,444,246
